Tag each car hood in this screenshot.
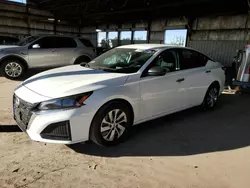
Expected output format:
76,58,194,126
21,65,129,98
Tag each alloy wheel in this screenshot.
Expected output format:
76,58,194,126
207,87,218,107
5,62,22,78
100,109,127,141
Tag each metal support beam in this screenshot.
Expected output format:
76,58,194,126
147,20,151,43
53,19,57,34
26,0,30,35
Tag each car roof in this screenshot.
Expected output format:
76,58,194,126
31,34,90,40
116,44,194,50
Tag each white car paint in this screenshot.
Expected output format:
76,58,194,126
0,45,19,49
13,44,225,144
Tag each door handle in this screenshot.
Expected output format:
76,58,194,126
206,70,211,73
176,78,185,82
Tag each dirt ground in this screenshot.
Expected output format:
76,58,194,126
1,76,250,188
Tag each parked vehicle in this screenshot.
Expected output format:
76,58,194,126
233,45,250,89
0,35,96,79
0,35,19,49
13,44,225,147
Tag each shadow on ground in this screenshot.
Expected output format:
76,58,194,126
0,125,22,132
0,68,49,81
69,93,250,157
19,68,50,81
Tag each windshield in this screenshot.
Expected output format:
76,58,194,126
17,36,40,46
88,48,157,73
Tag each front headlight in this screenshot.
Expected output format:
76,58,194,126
37,92,93,111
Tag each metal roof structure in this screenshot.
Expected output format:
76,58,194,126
29,0,248,25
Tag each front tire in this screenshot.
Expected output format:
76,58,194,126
202,84,220,110
74,56,91,64
0,59,25,80
90,102,133,147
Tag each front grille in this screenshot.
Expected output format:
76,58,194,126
13,95,35,131
41,121,71,141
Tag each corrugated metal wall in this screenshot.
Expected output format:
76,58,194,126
0,2,98,46
189,40,247,66
1,2,249,62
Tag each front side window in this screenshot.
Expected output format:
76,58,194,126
18,36,40,46
88,48,157,73
31,37,56,49
149,50,178,73
179,49,208,70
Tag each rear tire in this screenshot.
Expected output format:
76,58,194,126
202,83,220,110
0,58,25,80
90,101,133,147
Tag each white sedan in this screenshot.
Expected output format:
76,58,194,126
13,44,225,146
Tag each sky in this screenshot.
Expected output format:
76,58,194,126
108,32,118,40
98,29,187,46
8,0,26,3
120,31,132,40
134,31,147,40
164,29,187,46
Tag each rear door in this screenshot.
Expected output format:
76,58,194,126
54,37,78,66
28,36,60,68
177,49,214,106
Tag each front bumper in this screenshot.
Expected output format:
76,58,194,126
14,95,94,144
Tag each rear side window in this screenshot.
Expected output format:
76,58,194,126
54,37,77,48
79,38,94,47
179,49,208,70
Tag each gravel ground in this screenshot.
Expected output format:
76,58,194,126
1,76,250,188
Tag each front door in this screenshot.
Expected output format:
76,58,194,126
140,49,188,120
28,36,60,68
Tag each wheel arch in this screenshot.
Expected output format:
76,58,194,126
202,80,221,101
0,55,28,70
210,80,220,90
89,98,135,139
74,55,92,64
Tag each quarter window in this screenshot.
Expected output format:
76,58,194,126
79,38,94,47
179,49,208,70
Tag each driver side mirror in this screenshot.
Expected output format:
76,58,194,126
32,44,40,49
146,66,166,76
